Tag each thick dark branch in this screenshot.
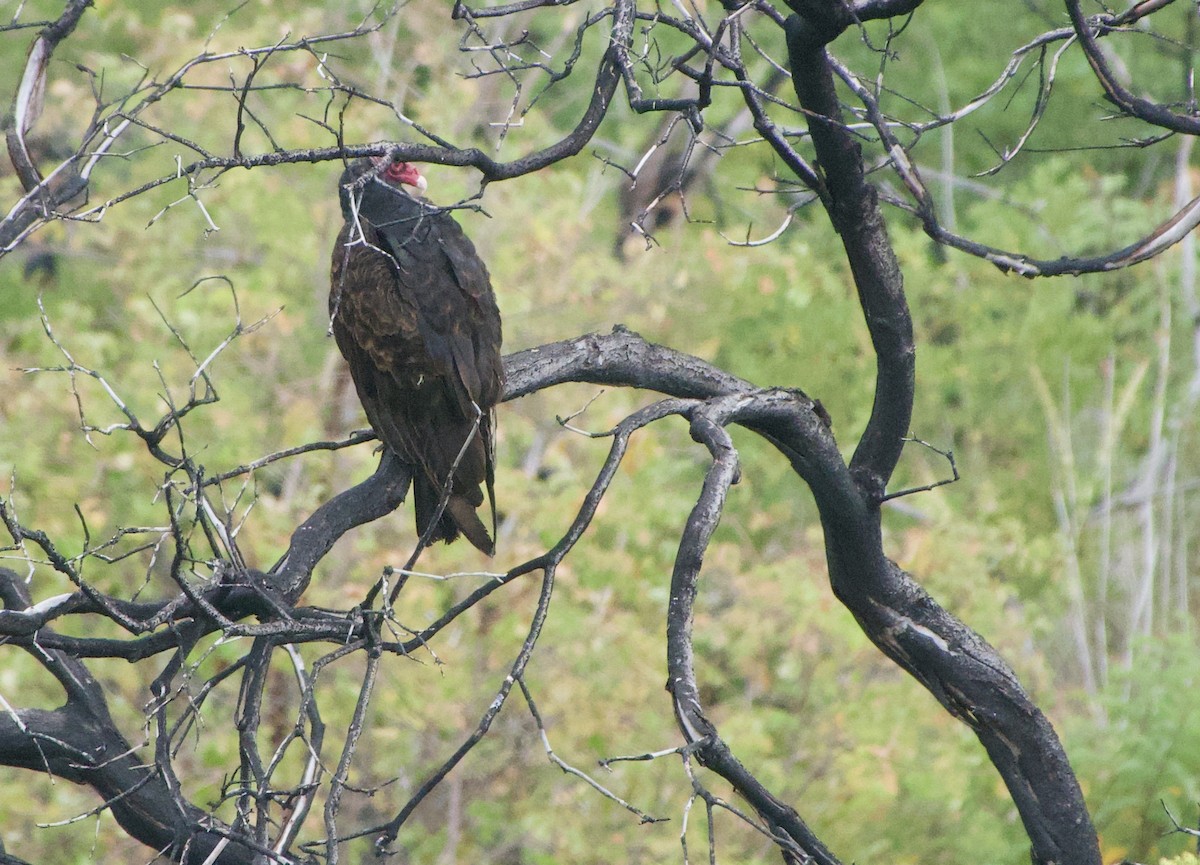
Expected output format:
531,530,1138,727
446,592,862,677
270,450,413,599
512,328,1097,865
783,9,913,501
0,581,168,638
508,329,849,511
851,0,923,18
760,422,1100,864
0,575,262,864
857,561,1098,865
784,0,924,37
505,325,755,400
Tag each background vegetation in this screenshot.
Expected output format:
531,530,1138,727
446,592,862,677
2,1,1200,863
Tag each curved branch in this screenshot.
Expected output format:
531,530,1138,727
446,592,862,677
1065,0,1200,135
1,0,631,256
828,48,1200,277
666,398,840,865
783,10,914,500
270,450,413,599
5,0,91,189
919,187,1200,276
513,327,1099,865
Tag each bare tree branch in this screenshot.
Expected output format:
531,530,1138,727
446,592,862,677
6,0,1196,861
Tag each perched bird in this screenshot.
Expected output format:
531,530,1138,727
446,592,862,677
329,154,504,555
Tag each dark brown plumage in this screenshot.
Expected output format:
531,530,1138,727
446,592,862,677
330,155,504,555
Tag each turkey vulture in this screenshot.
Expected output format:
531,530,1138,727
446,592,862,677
330,155,504,555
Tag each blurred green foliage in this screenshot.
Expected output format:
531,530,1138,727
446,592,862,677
2,1,1200,864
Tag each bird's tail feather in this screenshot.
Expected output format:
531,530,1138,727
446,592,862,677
412,476,494,556
445,494,495,556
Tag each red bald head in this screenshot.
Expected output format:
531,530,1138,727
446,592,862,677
371,155,427,193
